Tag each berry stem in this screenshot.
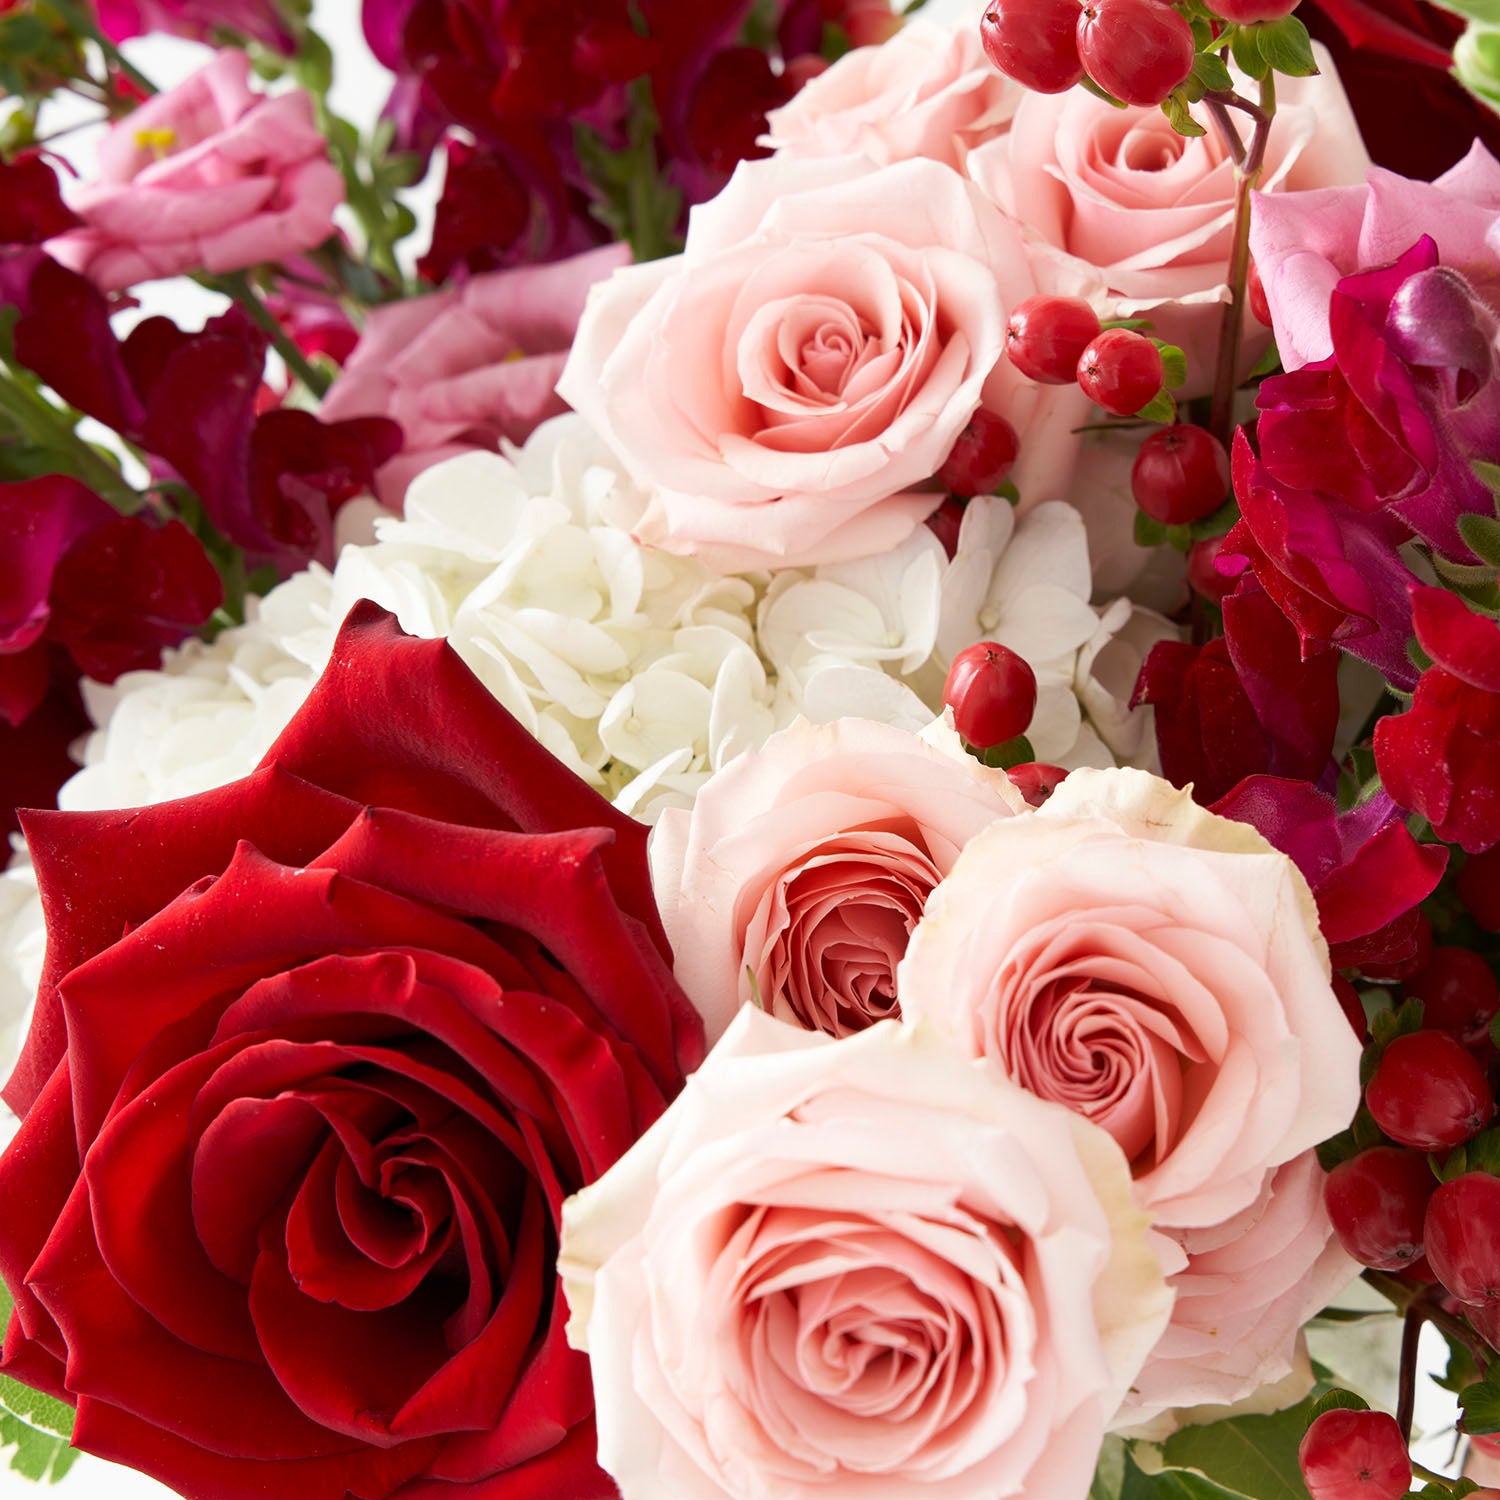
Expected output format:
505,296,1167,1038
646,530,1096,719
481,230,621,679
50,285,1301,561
1397,1300,1424,1442
1204,73,1277,450
1364,1269,1493,1371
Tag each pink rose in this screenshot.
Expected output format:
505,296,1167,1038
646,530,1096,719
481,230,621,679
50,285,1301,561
650,717,1024,1045
1250,141,1500,369
1132,1153,1356,1421
558,154,1089,571
762,19,1018,174
48,51,342,292
899,768,1361,1413
968,54,1368,392
320,243,630,507
559,1009,1173,1500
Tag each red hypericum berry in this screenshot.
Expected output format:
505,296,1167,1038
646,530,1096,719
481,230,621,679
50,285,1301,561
1426,1172,1500,1305
1186,535,1243,605
1131,425,1231,525
938,409,1020,497
1008,762,1068,807
1076,0,1195,107
1397,1252,1435,1286
926,497,966,560
1470,1296,1500,1351
1212,0,1300,20
1332,974,1367,1039
1406,947,1500,1045
980,0,1085,93
1366,1029,1494,1150
1248,259,1272,326
1077,329,1164,416
1005,296,1102,384
943,641,1038,749
1461,846,1500,933
1324,1147,1436,1271
1298,1409,1411,1500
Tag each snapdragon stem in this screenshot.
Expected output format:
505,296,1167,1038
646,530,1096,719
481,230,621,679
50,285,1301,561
0,369,142,511
199,271,333,398
45,0,158,98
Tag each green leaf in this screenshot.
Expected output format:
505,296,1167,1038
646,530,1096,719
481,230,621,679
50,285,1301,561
1189,50,1234,92
1247,338,1282,379
1257,14,1319,74
1135,389,1178,424
1161,89,1207,137
1081,74,1130,107
1156,342,1188,389
0,1364,77,1484
1439,1145,1470,1181
1307,1388,1371,1421
1228,22,1270,78
1459,1364,1500,1435
1316,1126,1360,1173
1161,1397,1325,1500
1189,496,1239,540
1458,511,1500,568
977,734,1035,770
1135,511,1170,548
1464,1128,1500,1177
1474,457,1500,499
1092,1435,1128,1500
1121,1450,1250,1500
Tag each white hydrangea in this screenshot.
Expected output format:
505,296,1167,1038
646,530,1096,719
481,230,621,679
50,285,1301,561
760,496,1173,770
66,417,773,823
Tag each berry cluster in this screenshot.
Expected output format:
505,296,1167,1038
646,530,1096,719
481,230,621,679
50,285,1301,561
1323,949,1500,1280
1004,294,1170,417
1300,925,1500,1496
980,0,1196,107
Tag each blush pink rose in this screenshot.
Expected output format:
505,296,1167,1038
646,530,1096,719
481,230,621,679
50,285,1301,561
1249,141,1500,369
898,768,1361,1413
762,19,1018,174
968,53,1368,393
650,717,1024,1045
319,243,630,507
558,154,1091,572
559,1009,1173,1500
48,50,342,292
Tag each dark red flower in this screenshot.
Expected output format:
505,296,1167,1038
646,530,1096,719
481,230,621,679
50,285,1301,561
0,151,81,245
1,475,221,708
0,475,221,833
1212,776,1447,973
0,669,88,844
1375,588,1500,852
1225,239,1500,687
1300,0,1500,179
1,253,401,573
1135,584,1340,806
0,603,703,1500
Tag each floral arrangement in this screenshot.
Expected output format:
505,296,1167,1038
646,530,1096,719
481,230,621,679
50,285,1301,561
2,0,1500,1498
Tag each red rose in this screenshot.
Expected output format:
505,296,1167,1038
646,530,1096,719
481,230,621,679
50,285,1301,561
0,602,704,1500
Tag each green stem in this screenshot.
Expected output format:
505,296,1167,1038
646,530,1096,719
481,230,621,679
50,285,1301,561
45,0,158,96
0,370,142,511
200,271,332,398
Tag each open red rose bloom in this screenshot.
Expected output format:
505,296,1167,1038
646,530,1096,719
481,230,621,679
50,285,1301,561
0,604,703,1500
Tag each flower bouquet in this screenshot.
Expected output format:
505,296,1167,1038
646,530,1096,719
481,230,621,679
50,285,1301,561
2,0,1500,1497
